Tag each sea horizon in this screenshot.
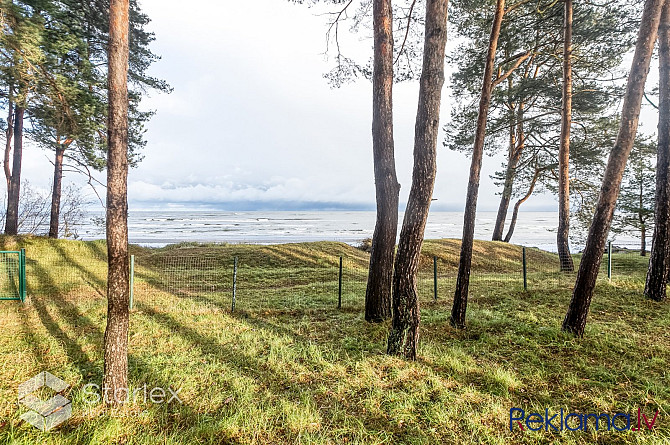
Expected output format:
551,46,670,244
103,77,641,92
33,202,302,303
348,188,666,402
73,210,644,252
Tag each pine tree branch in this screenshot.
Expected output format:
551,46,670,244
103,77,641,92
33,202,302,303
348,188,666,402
644,92,659,109
394,0,417,66
492,50,534,87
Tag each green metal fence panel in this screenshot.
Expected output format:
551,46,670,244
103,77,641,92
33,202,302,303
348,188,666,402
20,249,26,302
0,250,25,301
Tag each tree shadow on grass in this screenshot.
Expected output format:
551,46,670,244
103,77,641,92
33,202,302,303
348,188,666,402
136,302,330,396
14,302,49,369
133,261,349,317
28,261,100,378
134,301,404,440
133,267,357,346
51,243,106,298
22,264,222,442
81,240,107,262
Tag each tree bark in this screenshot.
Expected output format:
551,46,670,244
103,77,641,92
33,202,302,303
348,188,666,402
4,101,13,189
103,0,130,407
557,0,575,272
563,0,664,336
492,85,516,241
5,107,23,235
451,0,505,329
645,0,670,300
387,0,448,360
365,0,399,322
493,104,525,241
504,167,541,243
639,181,646,256
493,108,519,240
48,143,66,238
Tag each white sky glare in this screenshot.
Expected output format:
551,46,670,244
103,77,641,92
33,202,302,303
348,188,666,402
15,0,661,212
127,0,504,211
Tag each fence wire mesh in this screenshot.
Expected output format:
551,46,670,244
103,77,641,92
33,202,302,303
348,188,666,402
0,251,21,300
23,240,108,299
609,243,650,287
13,240,657,313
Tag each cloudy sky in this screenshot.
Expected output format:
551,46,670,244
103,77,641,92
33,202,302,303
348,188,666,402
16,0,661,212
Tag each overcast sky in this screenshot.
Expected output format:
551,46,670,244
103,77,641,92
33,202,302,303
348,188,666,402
15,0,662,213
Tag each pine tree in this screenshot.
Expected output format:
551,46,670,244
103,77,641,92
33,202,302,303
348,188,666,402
0,0,168,238
0,0,45,234
563,0,665,337
614,138,656,255
365,0,399,323
645,0,670,301
446,0,639,246
387,0,449,360
103,0,130,407
557,0,574,271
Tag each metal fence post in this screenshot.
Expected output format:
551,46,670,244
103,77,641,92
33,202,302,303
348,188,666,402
232,256,238,312
522,247,527,291
338,256,343,309
129,254,135,309
433,256,438,301
607,241,612,280
20,248,26,302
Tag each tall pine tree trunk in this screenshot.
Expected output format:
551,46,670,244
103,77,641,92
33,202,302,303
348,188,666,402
639,182,646,256
103,0,131,407
387,0,448,360
48,143,66,238
366,0,399,322
557,0,575,272
5,107,24,235
504,166,541,243
645,0,670,300
4,101,13,189
563,0,664,336
492,158,518,242
492,97,516,241
451,0,505,329
493,103,525,241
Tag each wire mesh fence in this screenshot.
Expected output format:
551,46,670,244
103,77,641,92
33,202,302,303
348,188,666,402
0,250,24,301
22,240,108,300
11,239,656,313
608,243,650,289
523,242,650,291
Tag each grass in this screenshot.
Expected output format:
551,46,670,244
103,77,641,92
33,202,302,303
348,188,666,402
0,235,668,444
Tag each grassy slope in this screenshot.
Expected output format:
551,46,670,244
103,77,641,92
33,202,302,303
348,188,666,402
0,236,668,444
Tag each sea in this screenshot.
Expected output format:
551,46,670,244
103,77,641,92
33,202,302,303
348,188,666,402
74,211,644,252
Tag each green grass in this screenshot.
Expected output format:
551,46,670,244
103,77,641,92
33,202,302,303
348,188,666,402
0,235,668,444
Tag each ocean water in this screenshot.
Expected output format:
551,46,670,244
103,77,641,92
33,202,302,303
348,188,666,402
75,210,643,251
